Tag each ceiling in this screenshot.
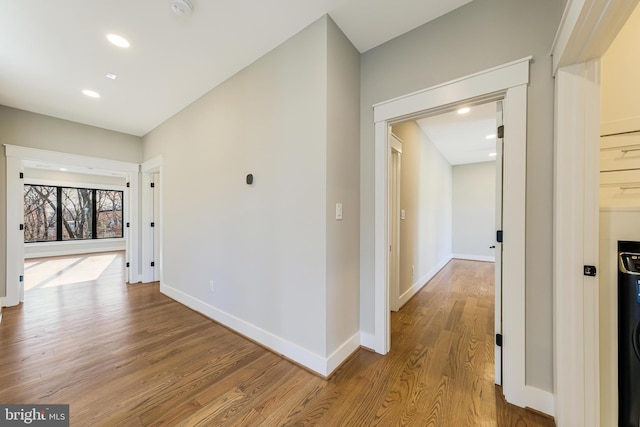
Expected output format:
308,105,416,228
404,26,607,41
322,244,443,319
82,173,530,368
416,102,498,165
0,0,473,137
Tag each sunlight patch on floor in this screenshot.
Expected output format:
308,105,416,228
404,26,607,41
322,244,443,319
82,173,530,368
24,254,118,291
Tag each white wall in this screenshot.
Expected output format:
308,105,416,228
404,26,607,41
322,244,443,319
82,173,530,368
392,121,452,303
452,162,496,261
142,16,360,372
601,4,640,135
359,0,564,392
0,106,142,298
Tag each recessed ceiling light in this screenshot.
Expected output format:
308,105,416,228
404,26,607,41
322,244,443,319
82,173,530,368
82,89,101,98
106,73,117,80
486,134,496,139
489,152,497,157
107,33,130,48
457,107,470,114
60,168,68,171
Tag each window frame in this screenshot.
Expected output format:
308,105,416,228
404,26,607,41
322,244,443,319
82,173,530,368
24,183,124,243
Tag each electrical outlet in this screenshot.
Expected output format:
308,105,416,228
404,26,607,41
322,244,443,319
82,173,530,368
209,280,214,292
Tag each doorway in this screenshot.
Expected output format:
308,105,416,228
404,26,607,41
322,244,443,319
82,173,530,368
3,145,140,308
388,100,502,383
372,57,531,409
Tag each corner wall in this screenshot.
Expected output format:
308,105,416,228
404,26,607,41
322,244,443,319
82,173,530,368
359,0,564,392
142,16,360,373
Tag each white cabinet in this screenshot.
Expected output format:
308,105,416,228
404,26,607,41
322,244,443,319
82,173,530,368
600,133,640,207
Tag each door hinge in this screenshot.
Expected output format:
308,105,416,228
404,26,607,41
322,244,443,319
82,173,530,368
497,125,504,139
126,262,130,268
126,182,130,188
151,262,155,267
126,222,130,228
19,275,23,282
150,222,155,228
19,224,24,231
584,265,597,277
496,333,503,347
496,230,503,243
19,172,24,179
150,182,155,188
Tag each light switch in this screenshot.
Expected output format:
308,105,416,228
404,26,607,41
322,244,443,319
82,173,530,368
336,203,343,220
401,209,406,220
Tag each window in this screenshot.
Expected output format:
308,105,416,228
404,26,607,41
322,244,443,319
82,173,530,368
24,184,124,243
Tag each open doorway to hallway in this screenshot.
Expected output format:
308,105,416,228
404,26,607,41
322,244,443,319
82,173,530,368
388,100,502,383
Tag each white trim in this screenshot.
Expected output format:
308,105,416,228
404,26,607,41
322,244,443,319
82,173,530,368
141,156,163,285
601,116,640,137
3,145,140,305
5,156,24,307
160,281,358,377
551,0,639,74
24,240,126,259
394,256,451,310
452,254,495,262
360,332,376,351
372,58,532,411
553,60,601,427
525,386,556,417
24,177,126,192
373,57,531,123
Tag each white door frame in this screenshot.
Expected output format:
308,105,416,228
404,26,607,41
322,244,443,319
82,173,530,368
553,60,601,427
389,133,402,312
372,57,534,410
141,156,163,285
3,144,140,306
551,1,639,425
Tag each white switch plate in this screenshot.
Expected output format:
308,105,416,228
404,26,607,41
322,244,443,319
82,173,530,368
336,203,343,220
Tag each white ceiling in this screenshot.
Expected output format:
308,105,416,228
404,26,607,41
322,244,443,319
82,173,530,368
0,0,473,137
416,102,498,166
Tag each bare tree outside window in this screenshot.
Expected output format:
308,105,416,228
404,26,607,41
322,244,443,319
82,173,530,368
97,190,123,238
23,185,57,242
23,184,124,243
61,188,93,240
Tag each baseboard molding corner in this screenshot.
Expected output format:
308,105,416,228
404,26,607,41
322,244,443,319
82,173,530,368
360,332,376,351
525,385,555,417
452,254,495,262
160,282,339,377
396,256,452,309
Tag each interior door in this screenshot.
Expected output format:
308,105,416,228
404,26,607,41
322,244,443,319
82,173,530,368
495,101,504,386
390,134,402,311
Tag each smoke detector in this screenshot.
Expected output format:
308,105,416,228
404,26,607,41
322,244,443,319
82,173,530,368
170,0,193,17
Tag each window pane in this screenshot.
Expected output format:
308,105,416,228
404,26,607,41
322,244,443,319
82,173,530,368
23,185,57,242
96,190,123,238
61,187,93,240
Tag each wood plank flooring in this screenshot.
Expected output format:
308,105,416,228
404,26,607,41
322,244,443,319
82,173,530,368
0,255,555,426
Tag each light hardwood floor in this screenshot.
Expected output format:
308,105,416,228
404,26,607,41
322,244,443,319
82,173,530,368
0,254,555,426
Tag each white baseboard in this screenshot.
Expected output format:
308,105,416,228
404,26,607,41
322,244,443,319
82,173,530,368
360,332,376,350
525,385,555,417
396,256,451,309
160,282,359,377
24,240,126,259
452,254,495,262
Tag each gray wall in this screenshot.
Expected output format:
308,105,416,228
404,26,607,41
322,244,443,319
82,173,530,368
393,121,452,297
452,162,496,259
326,18,361,352
143,16,360,358
0,106,141,297
359,0,564,392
